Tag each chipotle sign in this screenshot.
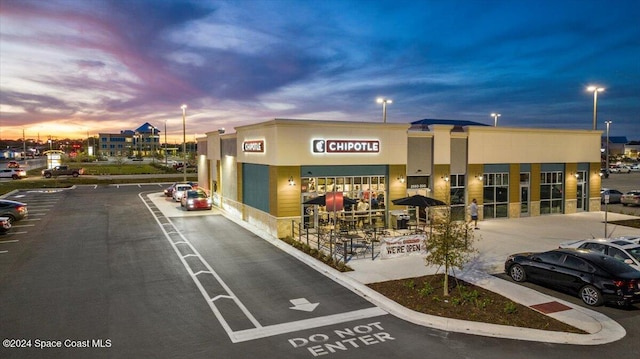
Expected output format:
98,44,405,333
312,139,379,153
242,140,265,153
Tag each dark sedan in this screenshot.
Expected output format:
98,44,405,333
0,199,28,223
505,248,640,307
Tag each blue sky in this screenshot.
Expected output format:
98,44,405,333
1,0,638,142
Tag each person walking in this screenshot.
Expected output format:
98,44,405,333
468,198,479,229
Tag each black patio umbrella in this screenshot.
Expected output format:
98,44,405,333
392,195,447,227
392,195,446,207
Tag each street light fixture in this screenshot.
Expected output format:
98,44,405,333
587,86,605,130
181,104,187,182
491,113,501,127
376,98,392,123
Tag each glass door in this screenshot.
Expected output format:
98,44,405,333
520,173,530,217
576,171,587,211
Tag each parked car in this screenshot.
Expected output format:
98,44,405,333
621,190,640,207
609,165,631,174
505,248,640,307
172,184,192,202
0,199,28,223
559,238,640,270
613,235,640,245
0,216,11,234
164,181,197,197
601,188,623,204
0,168,27,180
7,161,20,168
181,189,212,211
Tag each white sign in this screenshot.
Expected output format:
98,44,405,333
380,234,427,259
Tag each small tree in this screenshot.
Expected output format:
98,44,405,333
424,207,477,296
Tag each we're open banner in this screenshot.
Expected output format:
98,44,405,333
380,234,427,259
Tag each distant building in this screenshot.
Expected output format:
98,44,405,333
601,136,628,156
625,141,640,159
98,122,160,157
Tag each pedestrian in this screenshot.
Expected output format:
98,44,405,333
468,198,479,229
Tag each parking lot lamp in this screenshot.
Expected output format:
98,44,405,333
376,98,392,123
587,86,604,130
181,104,187,182
491,113,501,127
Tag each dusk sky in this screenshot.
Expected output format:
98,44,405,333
1,0,639,144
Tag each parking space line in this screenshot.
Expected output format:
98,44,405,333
139,193,262,336
141,192,388,343
0,240,19,244
0,250,7,254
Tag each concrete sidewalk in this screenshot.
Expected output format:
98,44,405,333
342,212,640,344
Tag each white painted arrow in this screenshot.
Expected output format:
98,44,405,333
289,298,319,312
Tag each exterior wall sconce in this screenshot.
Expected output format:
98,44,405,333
288,176,295,186
476,174,483,181
574,173,580,179
397,175,405,183
442,176,449,182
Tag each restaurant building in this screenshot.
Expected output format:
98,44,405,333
196,118,602,239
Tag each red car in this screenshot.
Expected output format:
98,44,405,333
7,161,19,168
180,189,212,211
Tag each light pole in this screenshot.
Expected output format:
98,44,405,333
376,98,392,123
164,120,168,168
587,86,604,130
605,120,612,176
491,113,501,127
604,120,611,237
150,125,156,164
181,104,187,182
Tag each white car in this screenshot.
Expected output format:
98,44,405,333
0,168,27,180
609,165,631,174
172,184,192,202
559,238,640,270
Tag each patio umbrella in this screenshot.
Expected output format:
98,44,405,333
392,195,446,207
392,195,447,227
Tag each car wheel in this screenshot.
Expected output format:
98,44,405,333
509,264,527,282
12,174,18,180
623,203,628,206
579,285,604,306
5,215,16,224
45,173,52,178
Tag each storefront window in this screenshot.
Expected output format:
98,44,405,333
483,173,509,219
540,171,563,214
450,174,465,220
302,175,387,229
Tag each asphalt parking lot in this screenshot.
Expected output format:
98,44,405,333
601,172,640,216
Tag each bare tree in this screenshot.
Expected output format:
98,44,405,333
424,207,477,296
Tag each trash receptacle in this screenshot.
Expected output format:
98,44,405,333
390,210,409,230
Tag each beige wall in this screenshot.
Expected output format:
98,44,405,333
467,127,601,164
235,119,410,166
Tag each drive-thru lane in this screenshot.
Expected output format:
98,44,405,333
141,191,387,343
